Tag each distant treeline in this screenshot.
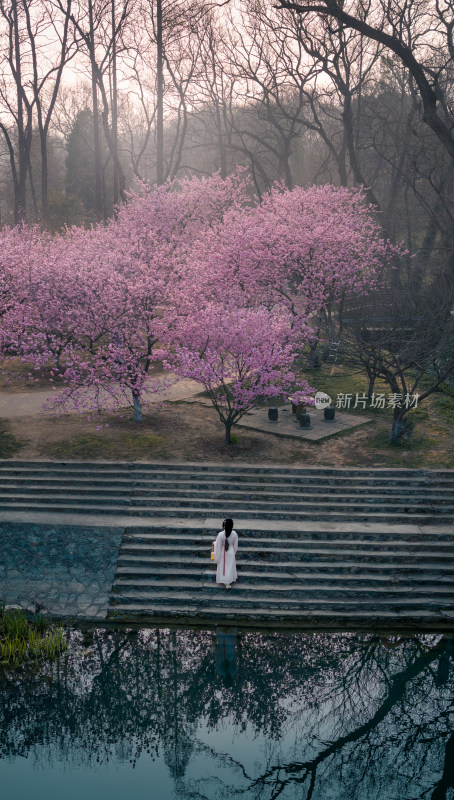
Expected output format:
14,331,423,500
0,0,452,288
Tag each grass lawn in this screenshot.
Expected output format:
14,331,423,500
0,419,22,459
303,364,454,467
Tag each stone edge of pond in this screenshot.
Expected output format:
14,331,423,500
4,603,454,636
104,610,454,634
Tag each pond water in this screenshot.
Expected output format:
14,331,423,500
1,627,453,800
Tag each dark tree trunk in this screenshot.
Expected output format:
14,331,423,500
156,0,164,185
389,405,407,444
89,0,103,221
40,135,48,223
132,390,142,422
214,97,226,178
13,0,27,221
342,92,381,211
111,0,119,207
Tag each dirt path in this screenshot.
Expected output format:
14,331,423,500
0,378,203,419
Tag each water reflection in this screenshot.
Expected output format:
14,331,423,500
214,626,237,686
0,628,453,799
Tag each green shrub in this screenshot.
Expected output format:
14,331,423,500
0,605,67,670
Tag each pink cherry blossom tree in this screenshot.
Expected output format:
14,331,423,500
0,225,50,375
160,304,314,444
154,182,401,442
18,228,111,370
96,170,250,419
13,170,250,421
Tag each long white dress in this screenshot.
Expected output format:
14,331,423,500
214,530,238,585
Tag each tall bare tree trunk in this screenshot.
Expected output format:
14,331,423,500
89,0,103,221
13,0,26,221
156,0,164,185
111,0,120,207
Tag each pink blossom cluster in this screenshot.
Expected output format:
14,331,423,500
158,304,313,409
0,173,404,437
181,184,401,319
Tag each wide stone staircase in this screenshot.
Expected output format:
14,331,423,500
0,461,453,523
1,461,454,625
111,524,454,625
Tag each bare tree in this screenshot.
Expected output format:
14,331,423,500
0,1,78,224
0,0,34,222
122,0,204,184
25,0,76,223
287,7,383,205
222,1,321,191
275,0,454,282
196,11,233,178
341,279,454,441
55,0,131,219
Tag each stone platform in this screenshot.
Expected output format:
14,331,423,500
184,398,371,440
238,404,371,440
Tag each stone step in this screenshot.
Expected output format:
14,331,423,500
1,472,454,489
109,588,453,611
126,521,454,535
122,529,454,545
1,489,452,511
119,542,454,558
1,480,453,499
0,495,132,507
0,499,452,523
0,499,454,525
1,488,452,509
1,460,453,479
0,495,452,516
119,542,454,563
116,556,454,574
0,488,134,500
112,577,454,597
1,459,452,624
107,603,452,622
0,478,135,489
129,491,452,506
129,496,454,512
1,477,453,497
113,571,454,590
118,542,454,559
0,491,454,522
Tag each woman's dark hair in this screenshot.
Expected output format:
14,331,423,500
223,518,234,551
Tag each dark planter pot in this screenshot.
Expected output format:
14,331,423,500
295,404,307,420
299,413,311,429
268,407,279,421
324,407,336,421
291,402,297,414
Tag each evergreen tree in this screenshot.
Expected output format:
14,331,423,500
65,108,97,219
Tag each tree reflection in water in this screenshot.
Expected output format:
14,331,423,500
0,628,453,799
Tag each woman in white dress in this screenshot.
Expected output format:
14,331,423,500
214,518,238,589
